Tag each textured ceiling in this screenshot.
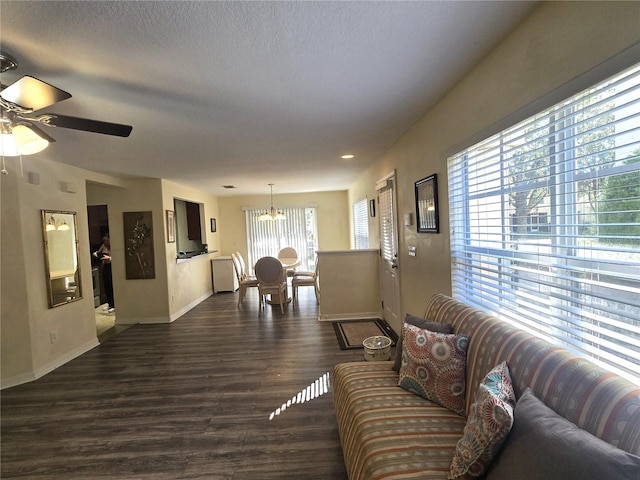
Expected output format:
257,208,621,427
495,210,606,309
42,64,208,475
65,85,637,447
0,1,537,196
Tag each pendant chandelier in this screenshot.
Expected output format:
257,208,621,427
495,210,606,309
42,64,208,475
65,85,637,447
258,184,286,221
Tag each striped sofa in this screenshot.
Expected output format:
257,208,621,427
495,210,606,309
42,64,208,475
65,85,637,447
333,293,640,480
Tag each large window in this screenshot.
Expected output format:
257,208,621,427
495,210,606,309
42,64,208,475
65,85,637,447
353,198,369,249
448,63,640,384
245,206,318,271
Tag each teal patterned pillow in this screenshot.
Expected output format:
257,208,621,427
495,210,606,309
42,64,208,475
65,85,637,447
449,361,516,480
398,323,468,415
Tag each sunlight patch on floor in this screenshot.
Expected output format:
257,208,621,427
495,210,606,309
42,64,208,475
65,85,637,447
268,372,330,420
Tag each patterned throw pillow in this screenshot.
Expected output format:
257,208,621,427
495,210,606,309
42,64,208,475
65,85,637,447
392,314,454,372
398,323,468,415
449,361,516,480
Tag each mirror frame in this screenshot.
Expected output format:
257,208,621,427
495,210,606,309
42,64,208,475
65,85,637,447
41,210,83,308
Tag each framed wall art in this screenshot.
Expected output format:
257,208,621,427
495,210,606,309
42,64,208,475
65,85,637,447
210,218,217,233
123,211,155,279
415,174,439,233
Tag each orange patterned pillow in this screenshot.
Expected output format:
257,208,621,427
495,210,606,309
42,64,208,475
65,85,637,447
398,323,468,415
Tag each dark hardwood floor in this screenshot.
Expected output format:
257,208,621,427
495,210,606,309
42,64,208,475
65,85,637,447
1,288,369,479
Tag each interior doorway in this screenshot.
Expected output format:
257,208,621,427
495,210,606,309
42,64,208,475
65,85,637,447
87,204,116,340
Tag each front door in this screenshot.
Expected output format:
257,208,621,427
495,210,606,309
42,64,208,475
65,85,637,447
377,172,401,331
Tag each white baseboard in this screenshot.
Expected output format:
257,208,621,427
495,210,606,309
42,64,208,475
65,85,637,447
170,291,213,322
115,291,214,324
1,337,99,390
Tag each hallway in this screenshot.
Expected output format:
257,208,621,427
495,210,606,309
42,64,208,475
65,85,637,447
95,303,131,343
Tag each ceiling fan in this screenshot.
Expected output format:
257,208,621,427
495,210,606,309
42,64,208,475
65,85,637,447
1,51,132,157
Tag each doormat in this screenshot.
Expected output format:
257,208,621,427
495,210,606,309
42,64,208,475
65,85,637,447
332,319,398,350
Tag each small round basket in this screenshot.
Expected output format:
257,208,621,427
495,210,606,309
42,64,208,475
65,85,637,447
363,335,392,362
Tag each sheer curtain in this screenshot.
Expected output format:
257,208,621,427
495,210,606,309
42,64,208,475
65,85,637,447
245,206,318,271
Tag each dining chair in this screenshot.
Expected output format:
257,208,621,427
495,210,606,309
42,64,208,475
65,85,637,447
236,252,250,277
254,256,287,314
231,253,259,308
292,256,319,303
277,247,298,277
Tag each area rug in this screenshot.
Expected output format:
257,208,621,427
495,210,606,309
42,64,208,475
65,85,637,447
332,319,398,350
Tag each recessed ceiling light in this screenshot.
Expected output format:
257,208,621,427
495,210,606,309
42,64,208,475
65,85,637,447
341,154,354,159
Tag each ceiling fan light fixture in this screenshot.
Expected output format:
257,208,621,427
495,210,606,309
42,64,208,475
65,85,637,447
12,123,49,155
0,51,18,73
0,120,19,157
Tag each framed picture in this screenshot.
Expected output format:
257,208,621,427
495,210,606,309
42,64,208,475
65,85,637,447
166,210,175,243
123,211,155,279
415,174,439,233
210,218,217,233
369,199,376,217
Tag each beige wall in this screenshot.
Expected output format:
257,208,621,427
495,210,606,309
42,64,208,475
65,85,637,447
348,1,640,317
317,249,381,321
217,190,351,261
2,158,99,387
161,179,220,320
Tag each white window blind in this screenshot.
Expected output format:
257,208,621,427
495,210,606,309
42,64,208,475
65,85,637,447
245,206,318,271
448,63,640,384
378,182,396,262
353,199,369,249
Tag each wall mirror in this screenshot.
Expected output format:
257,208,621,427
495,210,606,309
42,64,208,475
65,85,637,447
41,210,82,307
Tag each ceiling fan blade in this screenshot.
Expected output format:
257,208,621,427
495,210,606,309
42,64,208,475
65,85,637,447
1,76,71,111
41,114,133,137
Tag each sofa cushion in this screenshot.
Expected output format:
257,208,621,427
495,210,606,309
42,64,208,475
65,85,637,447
485,388,640,480
398,323,468,416
449,361,515,480
334,362,467,480
392,313,454,372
